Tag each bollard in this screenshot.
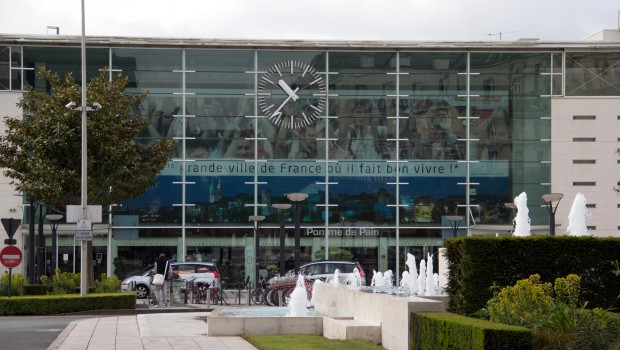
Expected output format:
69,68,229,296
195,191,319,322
278,288,286,306
237,282,242,305
206,287,211,308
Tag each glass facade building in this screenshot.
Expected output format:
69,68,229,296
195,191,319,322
1,37,619,284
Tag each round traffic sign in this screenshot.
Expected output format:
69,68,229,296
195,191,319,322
0,245,22,268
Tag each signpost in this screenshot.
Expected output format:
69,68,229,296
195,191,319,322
1,218,21,246
75,219,93,241
0,245,23,298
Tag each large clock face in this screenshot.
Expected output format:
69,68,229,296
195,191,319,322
258,60,326,129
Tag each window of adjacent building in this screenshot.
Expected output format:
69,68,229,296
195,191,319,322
573,115,596,120
585,203,596,208
573,137,596,142
573,159,596,164
0,46,8,90
565,52,620,96
586,226,596,230
573,182,596,186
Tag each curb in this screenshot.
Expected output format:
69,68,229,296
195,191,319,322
46,320,77,350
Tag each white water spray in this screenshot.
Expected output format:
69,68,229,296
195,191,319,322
567,192,592,236
513,192,531,236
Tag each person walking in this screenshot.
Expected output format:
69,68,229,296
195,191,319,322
153,253,172,308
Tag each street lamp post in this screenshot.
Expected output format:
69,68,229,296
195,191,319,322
504,203,516,234
272,203,291,276
287,193,307,274
447,215,463,238
541,193,564,236
45,214,63,274
249,215,265,288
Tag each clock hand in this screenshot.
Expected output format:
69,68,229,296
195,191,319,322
270,87,300,119
278,80,299,102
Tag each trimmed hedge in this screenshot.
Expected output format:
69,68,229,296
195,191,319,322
410,312,532,350
0,292,136,315
445,236,620,316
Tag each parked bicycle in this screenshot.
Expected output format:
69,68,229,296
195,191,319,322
186,278,210,304
209,281,230,305
250,278,268,305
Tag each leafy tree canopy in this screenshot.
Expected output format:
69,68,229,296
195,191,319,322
0,67,176,210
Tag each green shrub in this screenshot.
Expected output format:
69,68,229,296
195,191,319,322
487,274,620,350
0,292,137,315
410,312,532,350
553,274,580,308
23,284,47,295
571,308,620,350
445,237,620,316
93,273,122,293
487,274,555,328
40,269,81,294
0,273,26,296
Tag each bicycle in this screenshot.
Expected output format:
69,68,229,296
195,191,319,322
250,278,268,305
186,278,210,304
209,281,230,305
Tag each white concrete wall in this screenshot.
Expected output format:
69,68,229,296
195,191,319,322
314,283,445,350
551,97,620,237
0,93,25,275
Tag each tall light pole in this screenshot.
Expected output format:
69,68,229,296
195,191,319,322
249,215,265,288
79,0,88,296
541,193,563,236
45,214,63,274
66,0,101,295
272,203,291,276
287,193,307,274
447,215,463,238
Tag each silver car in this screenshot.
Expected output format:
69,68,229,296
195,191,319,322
121,262,220,298
298,260,367,286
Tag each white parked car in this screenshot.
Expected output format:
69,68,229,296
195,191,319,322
121,261,220,298
297,260,367,286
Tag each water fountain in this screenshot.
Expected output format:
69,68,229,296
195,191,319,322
405,253,418,295
287,274,310,316
371,270,385,287
566,192,592,236
331,269,341,286
417,259,426,295
513,192,531,236
425,253,434,296
344,268,362,286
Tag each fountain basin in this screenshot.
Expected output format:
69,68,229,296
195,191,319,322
207,307,323,336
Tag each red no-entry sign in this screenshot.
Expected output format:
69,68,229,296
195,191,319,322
0,245,22,268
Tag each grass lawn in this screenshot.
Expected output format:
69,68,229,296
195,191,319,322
242,334,384,350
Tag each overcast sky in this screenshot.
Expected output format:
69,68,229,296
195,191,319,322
1,0,618,42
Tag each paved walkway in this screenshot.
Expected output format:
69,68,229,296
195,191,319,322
48,306,259,350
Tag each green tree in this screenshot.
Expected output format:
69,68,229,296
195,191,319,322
0,67,175,286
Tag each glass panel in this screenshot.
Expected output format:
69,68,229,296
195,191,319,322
111,48,182,93
117,175,183,226
469,52,551,223
0,46,8,90
23,47,108,91
565,52,620,96
10,68,21,91
10,46,21,67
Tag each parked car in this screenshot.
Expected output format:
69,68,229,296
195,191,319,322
121,261,220,298
297,260,366,286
